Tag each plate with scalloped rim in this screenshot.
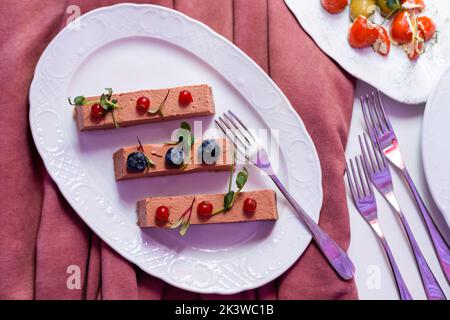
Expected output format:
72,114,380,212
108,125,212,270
423,63,450,228
284,0,450,105
29,4,322,294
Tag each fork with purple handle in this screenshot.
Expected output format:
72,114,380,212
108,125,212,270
215,110,355,280
346,155,413,300
359,132,446,300
361,90,450,286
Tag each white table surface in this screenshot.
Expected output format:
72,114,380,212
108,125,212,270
346,81,450,300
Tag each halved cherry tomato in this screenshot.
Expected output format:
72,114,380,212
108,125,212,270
401,0,425,12
348,15,379,48
391,11,414,45
321,0,348,14
404,40,424,60
373,26,391,56
417,16,436,42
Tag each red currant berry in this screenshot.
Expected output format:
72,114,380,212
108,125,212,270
243,198,257,214
90,104,105,119
178,90,193,105
136,96,150,112
197,201,213,218
155,206,169,222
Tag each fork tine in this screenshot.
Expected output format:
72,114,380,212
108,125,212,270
359,155,374,195
219,115,251,153
345,162,358,202
361,96,376,139
370,92,388,134
373,134,388,169
217,116,248,150
215,118,248,161
359,134,373,174
355,156,369,197
223,112,255,144
366,94,384,137
350,158,364,199
365,133,384,172
227,110,257,142
223,112,254,146
375,90,393,130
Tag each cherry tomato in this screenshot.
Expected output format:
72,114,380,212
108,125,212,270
391,11,414,45
136,96,150,112
348,15,379,48
90,104,105,119
243,198,257,214
197,201,213,218
155,206,170,222
178,90,193,105
321,0,348,14
405,40,424,60
373,26,391,56
417,16,436,42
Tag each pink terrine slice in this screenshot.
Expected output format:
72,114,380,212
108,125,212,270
75,84,214,131
137,190,278,227
113,138,233,181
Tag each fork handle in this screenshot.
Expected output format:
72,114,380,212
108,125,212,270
379,238,413,300
399,215,446,300
401,168,450,284
268,173,355,280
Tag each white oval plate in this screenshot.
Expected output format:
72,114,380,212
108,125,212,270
29,4,322,294
423,63,450,227
284,0,450,105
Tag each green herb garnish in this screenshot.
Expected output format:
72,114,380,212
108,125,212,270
213,156,248,215
165,121,195,170
169,197,196,236
99,88,120,128
68,96,87,106
136,136,155,168
68,88,120,127
148,89,170,116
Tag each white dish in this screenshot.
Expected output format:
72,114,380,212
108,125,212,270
284,0,450,104
29,4,323,294
423,63,450,227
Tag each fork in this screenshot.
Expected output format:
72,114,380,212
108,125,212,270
359,133,446,300
215,110,355,280
361,91,450,284
346,156,413,300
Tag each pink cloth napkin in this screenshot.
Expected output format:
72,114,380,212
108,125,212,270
0,0,357,300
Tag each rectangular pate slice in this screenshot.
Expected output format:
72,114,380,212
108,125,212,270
75,84,214,131
137,190,278,227
113,138,233,180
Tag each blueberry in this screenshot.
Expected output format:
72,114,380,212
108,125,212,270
165,147,185,167
127,152,147,172
198,139,220,165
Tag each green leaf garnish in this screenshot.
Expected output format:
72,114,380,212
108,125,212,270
98,88,120,127
69,88,120,127
169,197,196,236
165,122,195,170
180,121,191,131
148,89,170,115
136,136,155,168
236,168,248,189
223,191,235,210
105,88,113,97
68,96,86,106
212,152,248,215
